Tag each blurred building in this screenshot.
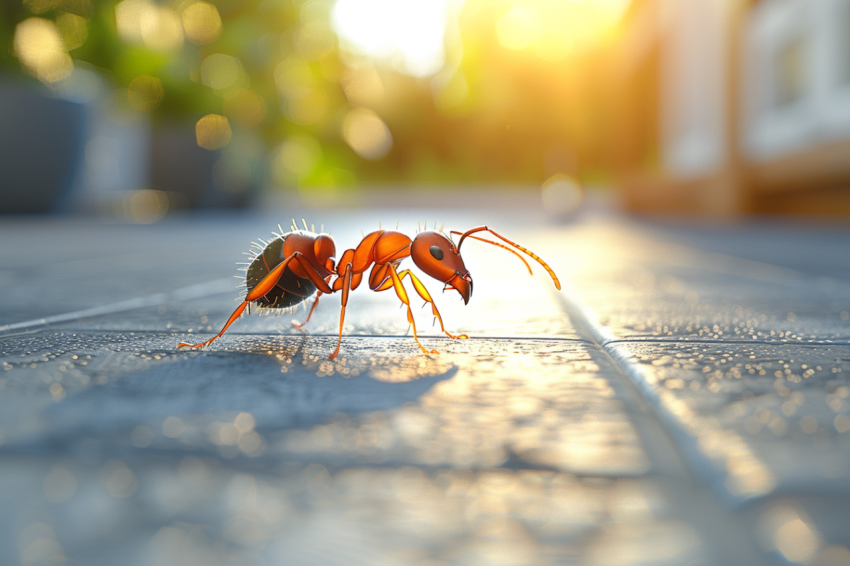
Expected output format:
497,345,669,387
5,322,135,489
612,0,850,216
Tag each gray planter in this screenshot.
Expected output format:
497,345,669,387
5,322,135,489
0,80,86,214
150,126,259,210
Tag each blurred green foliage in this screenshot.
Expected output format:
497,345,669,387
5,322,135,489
0,0,621,190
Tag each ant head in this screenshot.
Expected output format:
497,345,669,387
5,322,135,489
411,231,472,304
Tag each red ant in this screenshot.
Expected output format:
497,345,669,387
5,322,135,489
178,221,561,359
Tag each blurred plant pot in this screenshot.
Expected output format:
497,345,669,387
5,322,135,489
150,126,259,210
0,80,86,214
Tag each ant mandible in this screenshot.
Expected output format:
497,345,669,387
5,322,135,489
178,221,561,359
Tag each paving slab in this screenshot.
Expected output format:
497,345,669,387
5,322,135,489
614,341,850,490
0,327,728,566
553,221,850,344
600,341,850,556
3,206,850,565
5,455,715,566
540,214,850,565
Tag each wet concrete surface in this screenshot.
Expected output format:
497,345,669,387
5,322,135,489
1,205,850,565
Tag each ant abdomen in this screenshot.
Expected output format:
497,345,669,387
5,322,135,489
246,235,317,309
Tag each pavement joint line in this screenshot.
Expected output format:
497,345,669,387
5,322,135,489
0,278,234,334
0,328,591,345
555,282,775,507
51,329,846,348
179,333,587,342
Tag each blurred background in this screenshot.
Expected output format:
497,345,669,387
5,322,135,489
2,0,850,218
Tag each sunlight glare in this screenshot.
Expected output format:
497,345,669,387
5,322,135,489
331,0,631,76
491,0,632,59
497,6,540,51
331,0,453,77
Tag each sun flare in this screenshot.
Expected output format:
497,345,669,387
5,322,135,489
331,0,631,77
331,0,455,77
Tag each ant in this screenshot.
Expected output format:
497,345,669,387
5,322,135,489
178,221,561,359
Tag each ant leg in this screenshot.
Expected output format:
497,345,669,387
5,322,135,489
329,263,353,360
177,302,249,350
293,291,323,329
291,256,334,294
387,264,438,355
178,253,299,349
397,270,468,340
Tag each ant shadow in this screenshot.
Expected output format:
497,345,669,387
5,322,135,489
43,335,458,452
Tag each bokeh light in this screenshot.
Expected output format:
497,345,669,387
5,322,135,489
24,0,88,15
14,18,73,84
114,0,147,42
127,75,164,111
272,134,323,185
342,107,393,160
180,1,223,45
287,88,329,126
124,189,169,223
295,9,336,61
115,0,183,52
101,460,138,498
274,56,313,96
223,90,267,128
161,416,185,438
340,64,385,107
201,54,242,92
274,56,331,125
55,12,88,51
542,174,583,217
759,506,823,564
195,114,232,150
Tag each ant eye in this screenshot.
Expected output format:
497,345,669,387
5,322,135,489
429,245,444,260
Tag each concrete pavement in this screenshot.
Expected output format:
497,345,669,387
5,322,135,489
1,202,849,565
